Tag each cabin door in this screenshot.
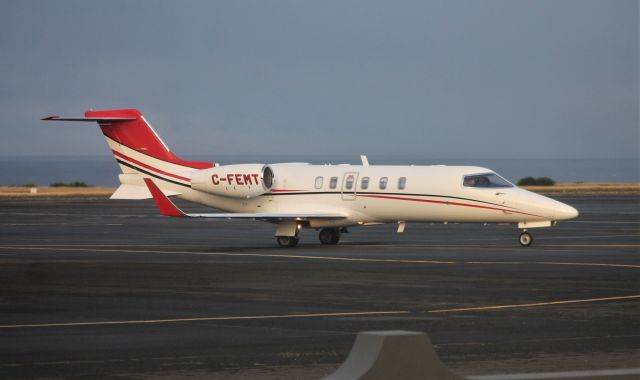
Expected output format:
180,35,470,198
341,172,359,200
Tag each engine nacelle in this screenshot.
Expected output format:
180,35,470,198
191,164,274,199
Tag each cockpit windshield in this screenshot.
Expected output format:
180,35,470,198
463,173,513,188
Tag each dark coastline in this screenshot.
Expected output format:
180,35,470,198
0,156,637,187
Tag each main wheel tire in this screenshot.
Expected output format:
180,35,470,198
319,228,340,245
519,232,533,247
277,236,299,248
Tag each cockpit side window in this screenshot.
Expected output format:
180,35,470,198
463,173,513,188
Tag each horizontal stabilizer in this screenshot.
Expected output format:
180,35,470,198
110,184,180,200
143,178,346,221
42,116,136,122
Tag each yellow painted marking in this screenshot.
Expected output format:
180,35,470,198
0,310,409,329
0,246,638,269
428,294,640,314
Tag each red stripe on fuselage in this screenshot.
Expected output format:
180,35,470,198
112,150,190,183
358,194,542,218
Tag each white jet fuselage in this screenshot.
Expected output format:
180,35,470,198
120,158,577,228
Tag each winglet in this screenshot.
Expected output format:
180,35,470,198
143,178,186,217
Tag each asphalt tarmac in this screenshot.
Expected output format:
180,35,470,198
0,195,638,379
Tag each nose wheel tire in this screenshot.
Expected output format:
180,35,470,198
319,228,341,245
277,236,299,248
519,231,533,247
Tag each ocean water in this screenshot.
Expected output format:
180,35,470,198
0,155,637,187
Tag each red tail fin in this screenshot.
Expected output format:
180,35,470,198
85,109,213,170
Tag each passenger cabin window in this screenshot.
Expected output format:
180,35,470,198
314,176,323,189
345,174,355,190
379,177,388,190
361,177,370,190
329,176,338,189
398,177,407,190
463,173,513,188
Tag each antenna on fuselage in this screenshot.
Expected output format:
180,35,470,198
360,155,369,166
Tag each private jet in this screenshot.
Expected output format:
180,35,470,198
43,109,578,247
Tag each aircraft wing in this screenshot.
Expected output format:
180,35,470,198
181,212,347,220
143,178,346,221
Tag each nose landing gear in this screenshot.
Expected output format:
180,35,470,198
275,221,302,248
277,236,299,248
519,230,533,247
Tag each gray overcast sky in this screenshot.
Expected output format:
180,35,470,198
0,0,637,159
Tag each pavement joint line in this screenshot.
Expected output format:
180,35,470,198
541,244,640,248
427,294,640,313
0,311,410,329
0,245,638,269
566,220,640,224
438,334,640,347
0,354,232,367
464,261,640,269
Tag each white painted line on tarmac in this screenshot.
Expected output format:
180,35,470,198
428,294,640,314
0,310,409,329
0,246,638,269
0,246,458,265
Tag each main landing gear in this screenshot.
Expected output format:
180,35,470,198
318,228,341,245
276,227,343,247
519,230,533,247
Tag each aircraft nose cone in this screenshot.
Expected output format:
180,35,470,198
557,203,579,220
